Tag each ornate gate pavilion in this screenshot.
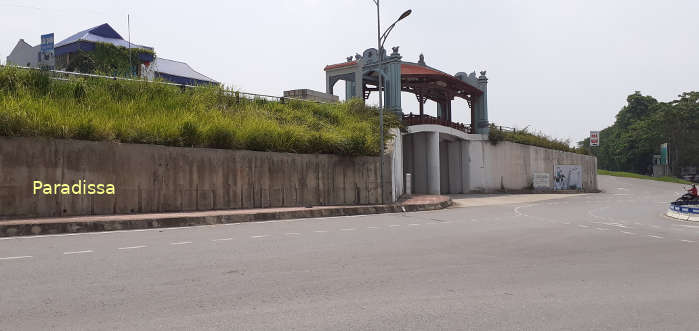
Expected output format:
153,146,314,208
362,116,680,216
324,47,490,134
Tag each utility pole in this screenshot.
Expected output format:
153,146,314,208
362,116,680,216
128,14,132,77
371,0,411,204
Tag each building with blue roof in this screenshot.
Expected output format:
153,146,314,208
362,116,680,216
6,23,218,85
54,23,154,72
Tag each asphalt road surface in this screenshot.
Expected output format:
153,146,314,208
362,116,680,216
1,175,697,330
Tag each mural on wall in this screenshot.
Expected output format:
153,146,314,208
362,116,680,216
554,165,583,190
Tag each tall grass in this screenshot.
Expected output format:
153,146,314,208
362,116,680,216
598,169,692,185
0,66,399,156
488,125,585,154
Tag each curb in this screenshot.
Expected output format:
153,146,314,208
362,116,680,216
0,199,452,238
665,210,699,222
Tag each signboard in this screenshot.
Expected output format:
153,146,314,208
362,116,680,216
533,173,550,189
554,165,583,190
590,131,600,147
660,143,669,165
38,33,55,70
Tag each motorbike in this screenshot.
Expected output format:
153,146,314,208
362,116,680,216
675,185,699,203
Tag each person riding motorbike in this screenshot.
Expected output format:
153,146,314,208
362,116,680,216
690,184,698,198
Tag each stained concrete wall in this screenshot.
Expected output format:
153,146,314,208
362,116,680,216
466,140,598,192
403,132,598,194
0,137,391,220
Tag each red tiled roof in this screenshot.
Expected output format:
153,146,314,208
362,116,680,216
400,63,450,76
324,61,358,71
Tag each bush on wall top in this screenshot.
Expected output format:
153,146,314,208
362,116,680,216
0,66,399,156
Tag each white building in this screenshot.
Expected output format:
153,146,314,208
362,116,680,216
6,39,39,67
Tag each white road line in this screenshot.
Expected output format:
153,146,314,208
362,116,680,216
647,235,664,239
285,233,301,236
621,231,636,235
118,245,147,250
212,238,233,242
577,224,589,228
367,226,379,229
389,225,400,228
0,255,32,260
340,228,356,231
595,228,610,231
314,230,328,233
63,250,93,255
171,241,192,245
251,235,268,239
681,240,696,243
408,224,421,226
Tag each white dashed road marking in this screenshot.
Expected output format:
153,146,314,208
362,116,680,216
251,235,268,239
118,245,147,250
285,233,301,236
367,226,379,229
340,228,356,231
314,230,328,233
621,231,636,235
0,255,32,260
212,238,233,242
647,235,664,239
171,241,192,245
63,250,93,255
681,240,696,243
389,225,400,228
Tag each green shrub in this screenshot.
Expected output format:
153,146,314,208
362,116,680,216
0,66,398,156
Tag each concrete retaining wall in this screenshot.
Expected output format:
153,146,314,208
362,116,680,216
469,140,597,192
0,137,391,220
403,131,598,194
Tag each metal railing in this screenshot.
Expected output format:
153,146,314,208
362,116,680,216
0,64,323,104
402,114,472,133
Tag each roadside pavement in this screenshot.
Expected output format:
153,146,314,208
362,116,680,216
0,195,451,237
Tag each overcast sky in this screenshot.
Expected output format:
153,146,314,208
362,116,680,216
2,0,697,144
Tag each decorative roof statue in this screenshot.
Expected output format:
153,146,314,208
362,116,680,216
418,53,426,66
355,53,363,60
347,56,353,62
391,46,400,55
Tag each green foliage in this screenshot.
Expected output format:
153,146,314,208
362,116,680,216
598,169,692,184
0,66,396,156
65,42,155,77
488,124,585,154
589,91,699,175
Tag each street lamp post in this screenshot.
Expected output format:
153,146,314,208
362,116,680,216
371,0,411,204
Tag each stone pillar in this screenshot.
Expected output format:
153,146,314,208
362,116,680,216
426,131,441,195
354,70,363,100
345,79,356,99
384,47,403,116
477,71,489,134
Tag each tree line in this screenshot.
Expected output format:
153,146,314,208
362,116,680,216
580,91,698,176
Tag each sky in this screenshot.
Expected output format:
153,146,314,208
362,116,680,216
1,0,697,144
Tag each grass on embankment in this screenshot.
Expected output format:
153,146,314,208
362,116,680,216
598,169,692,185
0,66,399,156
489,126,586,154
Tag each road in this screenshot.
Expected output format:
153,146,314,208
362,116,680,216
1,175,698,330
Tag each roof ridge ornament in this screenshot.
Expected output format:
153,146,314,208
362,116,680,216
418,53,426,66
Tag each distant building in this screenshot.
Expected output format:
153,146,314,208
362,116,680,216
283,89,339,103
6,39,39,67
5,23,217,85
142,57,217,86
54,23,154,74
